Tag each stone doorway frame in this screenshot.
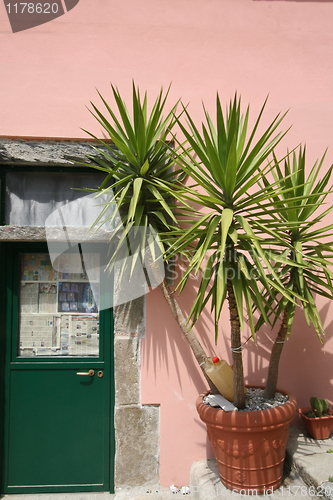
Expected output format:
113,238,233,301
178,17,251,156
0,138,160,491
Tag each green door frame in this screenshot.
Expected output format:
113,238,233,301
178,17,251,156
0,241,7,495
0,241,115,494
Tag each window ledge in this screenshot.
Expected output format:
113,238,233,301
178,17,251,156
0,225,112,242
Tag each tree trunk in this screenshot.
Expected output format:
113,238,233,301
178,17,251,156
227,280,245,409
263,306,289,399
148,256,218,393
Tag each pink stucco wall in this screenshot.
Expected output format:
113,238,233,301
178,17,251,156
1,0,333,488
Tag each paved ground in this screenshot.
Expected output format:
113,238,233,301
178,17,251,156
0,494,116,500
1,427,332,500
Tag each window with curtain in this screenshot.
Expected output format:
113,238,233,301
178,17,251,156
5,170,112,227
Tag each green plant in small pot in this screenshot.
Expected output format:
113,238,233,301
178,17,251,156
309,397,330,418
299,397,333,440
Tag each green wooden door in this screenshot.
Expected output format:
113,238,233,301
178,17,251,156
3,243,114,494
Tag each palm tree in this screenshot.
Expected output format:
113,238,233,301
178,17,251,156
83,85,333,410
258,146,333,398
167,94,299,408
81,82,216,389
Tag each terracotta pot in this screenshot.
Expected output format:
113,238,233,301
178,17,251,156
298,407,333,440
196,387,297,494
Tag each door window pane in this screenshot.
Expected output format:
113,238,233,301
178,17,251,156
18,252,100,357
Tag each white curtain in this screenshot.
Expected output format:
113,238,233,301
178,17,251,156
5,171,111,226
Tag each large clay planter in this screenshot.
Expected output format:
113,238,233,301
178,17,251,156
298,408,333,440
196,388,297,494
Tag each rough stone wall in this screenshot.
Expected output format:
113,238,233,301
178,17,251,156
114,296,160,489
0,138,109,165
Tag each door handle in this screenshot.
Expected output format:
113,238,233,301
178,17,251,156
76,369,95,377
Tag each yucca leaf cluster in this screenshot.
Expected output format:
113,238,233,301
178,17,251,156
258,147,333,341
168,95,297,344
81,83,187,273
84,84,333,409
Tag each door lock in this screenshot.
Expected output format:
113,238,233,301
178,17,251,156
76,369,95,377
97,371,104,378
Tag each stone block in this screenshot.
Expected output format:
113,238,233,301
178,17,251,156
114,337,140,406
114,296,145,338
115,405,160,488
0,138,110,165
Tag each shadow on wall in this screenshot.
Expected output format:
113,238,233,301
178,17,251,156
142,285,216,396
244,302,333,409
143,257,333,407
142,256,236,395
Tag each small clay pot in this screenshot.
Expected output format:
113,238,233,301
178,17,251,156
298,407,333,440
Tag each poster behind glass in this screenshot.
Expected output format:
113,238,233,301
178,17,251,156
18,253,100,357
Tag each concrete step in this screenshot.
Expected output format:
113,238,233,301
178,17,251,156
190,458,314,500
287,427,333,500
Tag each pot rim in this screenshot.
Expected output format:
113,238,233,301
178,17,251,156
198,385,295,414
298,407,333,419
197,386,297,427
